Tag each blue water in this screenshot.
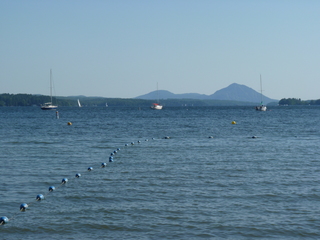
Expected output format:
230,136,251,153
1,106,320,239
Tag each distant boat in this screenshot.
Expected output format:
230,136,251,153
151,103,163,110
150,83,163,110
41,69,58,110
255,75,267,111
106,102,108,107
77,99,82,107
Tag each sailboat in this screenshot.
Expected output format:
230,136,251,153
77,99,82,107
150,83,163,110
255,75,267,111
41,69,58,110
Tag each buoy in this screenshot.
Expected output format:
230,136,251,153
113,150,117,154
48,186,55,192
36,194,44,201
110,152,114,156
252,136,257,138
138,140,141,143
231,121,236,124
20,203,28,211
117,148,121,151
75,173,81,178
101,162,107,168
164,136,170,139
67,122,72,125
209,136,214,138
131,142,134,145
0,216,9,225
145,139,148,141
61,178,68,184
125,144,128,146
88,167,93,171
109,157,113,162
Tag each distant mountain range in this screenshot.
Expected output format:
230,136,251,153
136,83,277,104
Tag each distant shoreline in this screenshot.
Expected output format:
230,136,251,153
1,93,320,107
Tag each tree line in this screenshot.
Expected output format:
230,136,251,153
0,94,51,107
1,94,320,107
279,98,320,105
0,93,270,107
0,94,151,107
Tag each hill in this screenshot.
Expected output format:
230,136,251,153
136,83,277,105
135,90,209,100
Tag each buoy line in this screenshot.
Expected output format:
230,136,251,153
0,138,154,226
1,131,251,226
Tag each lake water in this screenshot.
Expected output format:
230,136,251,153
1,106,320,239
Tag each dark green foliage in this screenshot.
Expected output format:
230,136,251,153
0,94,53,106
278,98,320,105
1,94,318,107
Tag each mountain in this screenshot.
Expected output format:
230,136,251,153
208,83,276,104
136,90,209,100
136,83,277,104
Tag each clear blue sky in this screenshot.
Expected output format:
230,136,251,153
1,0,320,100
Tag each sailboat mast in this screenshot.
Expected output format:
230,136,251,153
260,74,263,105
50,69,53,103
157,82,159,103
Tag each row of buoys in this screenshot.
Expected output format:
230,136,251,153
2,131,256,226
0,137,157,225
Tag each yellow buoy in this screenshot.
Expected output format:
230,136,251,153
231,121,236,124
67,122,72,125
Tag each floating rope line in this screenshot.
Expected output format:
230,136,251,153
0,137,156,226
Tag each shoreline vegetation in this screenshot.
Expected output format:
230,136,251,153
0,93,318,107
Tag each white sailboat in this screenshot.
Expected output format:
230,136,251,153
150,83,163,110
151,103,163,110
41,69,58,110
255,75,267,111
77,99,82,107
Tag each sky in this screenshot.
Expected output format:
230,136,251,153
1,0,320,100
